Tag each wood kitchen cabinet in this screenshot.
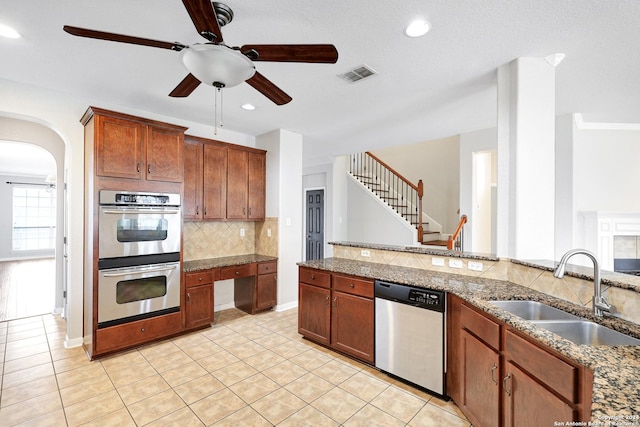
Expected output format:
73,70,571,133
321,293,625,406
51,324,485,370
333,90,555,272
298,267,375,364
447,294,593,426
84,107,185,183
184,270,215,329
234,261,277,314
227,148,266,220
457,302,501,427
298,268,331,345
183,136,265,221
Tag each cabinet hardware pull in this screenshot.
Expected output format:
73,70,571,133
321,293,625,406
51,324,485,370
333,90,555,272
274,275,277,281
147,164,151,174
235,271,240,275
243,207,246,215
198,277,203,281
350,283,355,288
333,297,337,307
136,162,140,173
325,295,329,307
187,293,191,303
503,373,512,396
311,274,316,280
490,363,498,385
196,205,199,215
141,328,145,332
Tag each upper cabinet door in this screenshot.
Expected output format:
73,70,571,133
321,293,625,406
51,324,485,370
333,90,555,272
95,115,144,179
203,144,227,220
146,126,184,183
227,148,249,219
248,152,266,220
183,140,203,220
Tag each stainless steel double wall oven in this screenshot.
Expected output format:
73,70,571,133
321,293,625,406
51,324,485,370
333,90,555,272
97,190,181,328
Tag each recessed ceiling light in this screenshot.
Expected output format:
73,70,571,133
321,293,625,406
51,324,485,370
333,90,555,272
404,19,430,38
0,23,21,39
241,103,256,111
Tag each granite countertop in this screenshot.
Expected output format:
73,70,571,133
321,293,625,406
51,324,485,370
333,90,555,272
299,257,640,419
184,254,277,272
330,240,499,261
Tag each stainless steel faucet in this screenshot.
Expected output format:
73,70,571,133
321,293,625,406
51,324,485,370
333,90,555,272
554,249,614,317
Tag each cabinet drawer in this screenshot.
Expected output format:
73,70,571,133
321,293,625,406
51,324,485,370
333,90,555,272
185,270,213,287
460,303,500,351
299,267,331,288
258,261,277,275
95,312,182,354
219,263,257,280
504,329,578,403
333,274,374,298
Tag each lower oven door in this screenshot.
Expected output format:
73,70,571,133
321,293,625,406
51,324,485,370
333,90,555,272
98,261,181,327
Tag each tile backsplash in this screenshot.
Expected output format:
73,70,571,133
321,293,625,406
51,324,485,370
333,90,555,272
333,245,640,325
183,218,278,261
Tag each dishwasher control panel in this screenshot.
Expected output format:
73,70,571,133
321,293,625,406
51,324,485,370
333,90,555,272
374,280,445,312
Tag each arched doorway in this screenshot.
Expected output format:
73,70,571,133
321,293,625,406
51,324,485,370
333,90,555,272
0,118,66,322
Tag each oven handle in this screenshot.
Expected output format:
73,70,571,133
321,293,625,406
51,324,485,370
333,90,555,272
101,208,181,215
102,264,178,277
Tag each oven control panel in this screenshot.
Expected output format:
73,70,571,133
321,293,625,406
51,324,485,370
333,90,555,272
99,190,180,206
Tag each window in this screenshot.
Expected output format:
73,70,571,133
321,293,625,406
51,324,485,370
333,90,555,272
12,185,56,251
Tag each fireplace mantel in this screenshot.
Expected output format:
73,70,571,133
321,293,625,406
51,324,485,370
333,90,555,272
579,212,640,271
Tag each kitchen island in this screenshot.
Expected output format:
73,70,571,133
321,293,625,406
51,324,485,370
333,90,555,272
298,256,640,421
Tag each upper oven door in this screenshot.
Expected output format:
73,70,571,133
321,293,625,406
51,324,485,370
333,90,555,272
98,206,181,259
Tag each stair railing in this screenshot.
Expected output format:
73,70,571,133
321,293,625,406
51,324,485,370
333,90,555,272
447,214,468,251
349,152,424,241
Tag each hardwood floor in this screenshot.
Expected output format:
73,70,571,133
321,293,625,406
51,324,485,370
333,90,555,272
0,258,55,322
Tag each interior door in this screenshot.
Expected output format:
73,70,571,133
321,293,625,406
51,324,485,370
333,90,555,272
305,189,324,261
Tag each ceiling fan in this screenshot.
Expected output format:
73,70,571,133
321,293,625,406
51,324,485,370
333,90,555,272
63,0,339,105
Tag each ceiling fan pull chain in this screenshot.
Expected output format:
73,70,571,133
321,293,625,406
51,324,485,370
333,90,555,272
214,87,219,135
220,88,224,129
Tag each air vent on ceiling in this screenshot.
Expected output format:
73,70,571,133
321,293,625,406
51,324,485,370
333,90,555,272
338,64,377,83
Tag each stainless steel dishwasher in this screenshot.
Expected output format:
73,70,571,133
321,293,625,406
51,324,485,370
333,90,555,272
375,280,446,396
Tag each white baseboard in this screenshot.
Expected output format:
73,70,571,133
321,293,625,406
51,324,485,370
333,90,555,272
275,301,298,312
65,336,84,349
214,301,236,312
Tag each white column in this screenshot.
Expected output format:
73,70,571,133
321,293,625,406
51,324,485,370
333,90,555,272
496,57,556,259
256,129,303,311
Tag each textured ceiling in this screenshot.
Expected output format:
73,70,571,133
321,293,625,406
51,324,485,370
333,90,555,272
1,0,639,165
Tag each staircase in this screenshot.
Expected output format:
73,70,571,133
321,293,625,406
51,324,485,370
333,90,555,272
349,151,446,247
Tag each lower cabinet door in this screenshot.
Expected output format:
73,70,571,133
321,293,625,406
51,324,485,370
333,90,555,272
298,282,331,345
256,273,277,310
331,290,374,364
461,330,500,427
503,361,576,427
185,284,214,328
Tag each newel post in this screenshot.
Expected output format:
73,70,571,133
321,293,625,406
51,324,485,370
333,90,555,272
417,180,424,243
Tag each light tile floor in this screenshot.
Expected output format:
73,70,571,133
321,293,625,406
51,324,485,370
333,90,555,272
0,308,470,426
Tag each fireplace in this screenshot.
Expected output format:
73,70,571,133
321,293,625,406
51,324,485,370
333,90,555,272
613,235,640,276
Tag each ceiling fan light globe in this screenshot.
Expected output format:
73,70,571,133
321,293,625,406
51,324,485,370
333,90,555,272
180,44,255,88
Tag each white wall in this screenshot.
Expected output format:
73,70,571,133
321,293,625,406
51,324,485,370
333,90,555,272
257,129,303,310
346,176,416,246
371,136,460,233
573,124,640,213
459,127,497,253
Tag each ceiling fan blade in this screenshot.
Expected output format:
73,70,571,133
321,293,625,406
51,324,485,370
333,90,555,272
182,0,223,42
240,44,338,63
63,25,186,51
169,74,201,97
246,72,292,105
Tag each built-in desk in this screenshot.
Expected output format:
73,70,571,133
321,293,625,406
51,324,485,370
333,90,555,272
183,255,278,329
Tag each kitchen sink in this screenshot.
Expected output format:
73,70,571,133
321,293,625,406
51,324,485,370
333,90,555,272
489,300,581,321
531,320,640,346
489,300,640,346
